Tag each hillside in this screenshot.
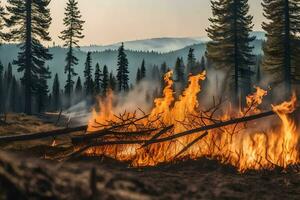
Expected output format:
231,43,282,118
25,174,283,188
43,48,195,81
80,37,208,53
0,36,263,86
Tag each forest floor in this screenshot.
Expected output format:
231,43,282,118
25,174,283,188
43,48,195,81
0,113,300,200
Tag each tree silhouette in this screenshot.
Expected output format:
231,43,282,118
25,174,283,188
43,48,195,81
52,73,61,111
116,43,129,92
6,0,52,114
60,0,85,107
94,63,102,95
262,0,300,97
83,52,94,96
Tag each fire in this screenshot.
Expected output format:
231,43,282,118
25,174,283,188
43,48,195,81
86,71,299,172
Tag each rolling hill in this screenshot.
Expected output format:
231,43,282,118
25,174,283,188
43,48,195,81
0,32,264,86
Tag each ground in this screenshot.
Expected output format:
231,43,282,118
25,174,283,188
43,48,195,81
0,113,299,200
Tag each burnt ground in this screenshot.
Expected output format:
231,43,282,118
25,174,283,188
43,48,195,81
0,114,300,200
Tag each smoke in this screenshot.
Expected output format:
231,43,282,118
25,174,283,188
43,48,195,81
112,80,160,115
200,68,228,108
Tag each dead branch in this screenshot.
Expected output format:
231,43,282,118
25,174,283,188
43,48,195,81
72,128,158,144
141,125,174,147
69,110,277,157
173,132,209,159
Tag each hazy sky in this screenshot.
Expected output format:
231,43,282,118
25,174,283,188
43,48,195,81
7,0,265,45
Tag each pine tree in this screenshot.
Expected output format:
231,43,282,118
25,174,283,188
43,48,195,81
6,0,52,114
36,66,51,113
60,0,85,107
262,0,300,96
140,59,146,79
174,57,185,83
74,76,83,103
84,52,94,96
136,68,141,84
102,65,109,95
75,76,83,94
187,48,197,75
94,63,102,95
109,72,117,91
52,73,61,111
206,0,255,103
116,43,129,92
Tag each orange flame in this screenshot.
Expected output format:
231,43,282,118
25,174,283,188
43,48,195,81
86,72,299,172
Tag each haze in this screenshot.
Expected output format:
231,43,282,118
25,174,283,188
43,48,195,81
4,0,264,45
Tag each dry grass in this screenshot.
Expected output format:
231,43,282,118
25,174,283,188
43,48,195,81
0,113,58,136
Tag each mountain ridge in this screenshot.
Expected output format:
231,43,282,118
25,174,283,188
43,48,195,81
81,31,265,53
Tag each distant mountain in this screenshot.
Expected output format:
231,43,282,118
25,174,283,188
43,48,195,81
80,37,209,53
0,32,264,87
81,31,265,53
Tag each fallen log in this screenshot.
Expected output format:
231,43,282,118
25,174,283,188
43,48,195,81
0,125,87,143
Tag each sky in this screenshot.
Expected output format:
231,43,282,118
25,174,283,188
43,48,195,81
6,0,264,46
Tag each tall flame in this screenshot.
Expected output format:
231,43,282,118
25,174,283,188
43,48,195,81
86,72,299,172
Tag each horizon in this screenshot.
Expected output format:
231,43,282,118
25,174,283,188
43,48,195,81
2,0,264,46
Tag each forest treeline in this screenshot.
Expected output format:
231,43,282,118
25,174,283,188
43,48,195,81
0,0,299,115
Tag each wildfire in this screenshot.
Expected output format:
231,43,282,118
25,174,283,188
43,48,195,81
86,71,299,172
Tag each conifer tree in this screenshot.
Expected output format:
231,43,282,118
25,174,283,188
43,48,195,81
206,0,255,103
60,0,85,106
36,67,51,113
6,0,52,114
187,48,197,75
262,0,300,96
94,63,102,95
52,73,61,111
74,76,83,103
109,72,117,91
84,52,94,96
174,57,185,83
116,43,129,92
140,59,146,79
75,76,83,95
136,68,141,84
102,65,109,95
